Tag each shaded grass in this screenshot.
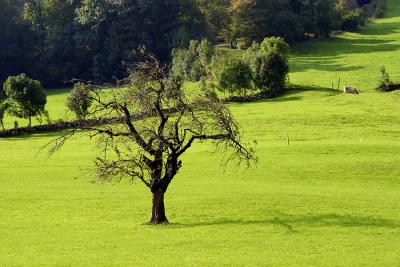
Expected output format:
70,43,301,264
290,0,400,91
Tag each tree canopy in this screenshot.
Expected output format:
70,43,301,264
49,54,255,224
3,73,47,126
0,0,373,87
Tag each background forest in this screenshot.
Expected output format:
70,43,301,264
0,0,381,88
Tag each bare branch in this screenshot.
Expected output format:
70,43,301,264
47,51,256,191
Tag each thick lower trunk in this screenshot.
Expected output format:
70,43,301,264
149,189,168,224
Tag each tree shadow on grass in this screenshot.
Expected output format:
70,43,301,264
0,129,71,141
289,36,400,77
359,22,400,36
286,86,341,95
250,86,340,104
293,37,400,57
171,212,400,232
290,58,366,74
358,23,399,36
267,96,304,103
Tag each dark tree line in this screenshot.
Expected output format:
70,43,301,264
0,0,378,88
215,0,374,46
0,0,208,87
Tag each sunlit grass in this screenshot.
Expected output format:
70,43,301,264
0,0,400,266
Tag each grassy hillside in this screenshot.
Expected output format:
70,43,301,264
290,0,400,91
1,1,400,266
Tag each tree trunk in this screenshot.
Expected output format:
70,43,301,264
28,116,32,127
149,189,168,224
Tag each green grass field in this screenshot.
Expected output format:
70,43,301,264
290,0,400,91
1,1,400,266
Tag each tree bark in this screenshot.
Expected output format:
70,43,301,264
149,189,168,224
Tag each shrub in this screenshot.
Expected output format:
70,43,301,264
242,42,261,74
171,49,196,80
241,37,290,96
189,39,200,53
189,59,205,81
340,8,364,31
260,37,290,58
3,73,47,126
377,66,400,92
253,50,289,95
0,101,9,130
377,66,390,91
237,37,252,50
242,41,260,60
171,39,215,81
217,59,253,96
197,39,215,70
67,82,93,119
0,86,7,129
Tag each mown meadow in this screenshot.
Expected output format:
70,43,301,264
0,1,400,266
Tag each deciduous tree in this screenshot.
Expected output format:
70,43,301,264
49,54,255,224
217,59,253,96
260,37,290,58
253,51,289,95
4,74,47,126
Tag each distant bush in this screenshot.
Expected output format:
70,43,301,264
340,8,365,31
0,101,9,130
197,39,215,69
377,66,400,92
241,37,290,95
216,59,253,96
171,49,198,81
171,39,215,81
377,66,390,91
3,74,47,126
67,82,93,119
0,87,7,130
237,37,252,50
242,41,262,73
253,50,289,95
209,36,290,100
260,37,290,58
189,60,205,81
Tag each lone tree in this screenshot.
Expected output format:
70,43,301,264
49,54,255,224
3,74,47,126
